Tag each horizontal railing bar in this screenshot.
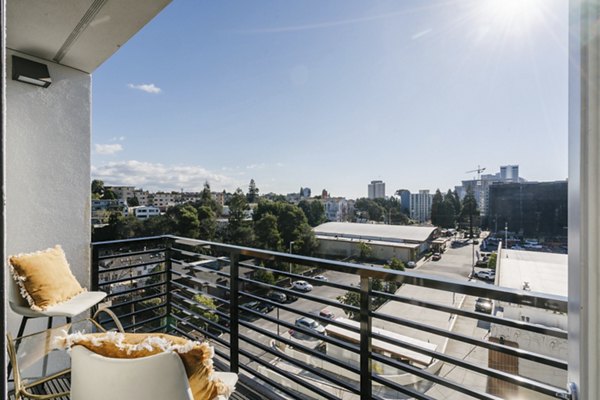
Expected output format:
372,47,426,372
97,270,166,287
170,272,231,295
171,292,231,322
237,318,361,376
98,259,166,274
171,302,229,334
172,315,229,346
170,322,229,348
106,291,167,309
237,331,361,395
93,236,166,247
104,281,166,298
236,349,341,400
164,235,568,312
97,303,166,325
370,373,436,400
121,314,165,332
369,329,567,395
371,352,499,400
170,260,231,279
169,281,231,308
371,289,568,339
96,248,165,261
372,310,568,370
145,323,169,333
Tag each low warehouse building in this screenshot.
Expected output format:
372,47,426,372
313,222,439,262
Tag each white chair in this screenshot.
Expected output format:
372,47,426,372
70,346,237,400
9,278,107,337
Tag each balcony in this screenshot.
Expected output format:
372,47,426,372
88,235,570,400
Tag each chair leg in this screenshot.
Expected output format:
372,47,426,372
66,317,71,324
42,317,53,376
16,316,29,338
8,317,30,378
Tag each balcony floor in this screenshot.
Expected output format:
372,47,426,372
8,375,259,400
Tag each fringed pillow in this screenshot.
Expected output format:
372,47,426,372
55,332,233,400
9,245,85,311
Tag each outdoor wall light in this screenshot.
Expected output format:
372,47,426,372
12,56,52,88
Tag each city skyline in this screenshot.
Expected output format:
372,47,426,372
91,1,569,198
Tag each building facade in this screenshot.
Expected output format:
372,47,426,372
368,180,385,199
487,181,568,237
409,190,433,223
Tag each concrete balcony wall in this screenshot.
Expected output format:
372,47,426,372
5,49,91,335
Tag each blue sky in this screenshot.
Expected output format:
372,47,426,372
91,0,569,199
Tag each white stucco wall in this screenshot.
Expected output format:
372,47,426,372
5,50,91,334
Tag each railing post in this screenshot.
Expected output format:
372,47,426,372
359,275,372,398
91,244,99,292
164,238,173,333
230,253,240,374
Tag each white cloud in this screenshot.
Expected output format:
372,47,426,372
127,83,162,94
110,136,126,142
246,163,266,170
92,160,241,192
94,143,123,155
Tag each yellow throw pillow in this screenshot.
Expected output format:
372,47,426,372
9,245,85,311
56,332,232,400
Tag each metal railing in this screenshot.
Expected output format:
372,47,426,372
91,235,571,400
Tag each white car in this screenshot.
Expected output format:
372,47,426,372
292,280,313,292
476,269,496,281
313,275,328,283
407,261,417,268
295,317,325,334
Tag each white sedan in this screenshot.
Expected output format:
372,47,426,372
292,280,313,292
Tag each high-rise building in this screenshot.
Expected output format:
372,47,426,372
395,189,411,214
500,165,519,182
368,180,385,199
487,181,567,237
455,165,525,216
409,190,433,223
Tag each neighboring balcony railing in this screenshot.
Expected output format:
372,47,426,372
91,235,571,400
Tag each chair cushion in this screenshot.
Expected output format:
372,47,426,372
57,332,233,400
9,245,85,311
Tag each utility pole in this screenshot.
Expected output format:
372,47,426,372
288,241,295,273
505,222,508,249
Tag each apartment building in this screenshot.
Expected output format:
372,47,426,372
368,180,385,199
409,190,433,223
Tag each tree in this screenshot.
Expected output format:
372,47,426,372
167,204,200,238
190,294,219,330
247,179,259,203
254,268,276,285
127,196,140,207
254,213,283,251
461,187,480,238
91,179,104,199
387,257,405,271
298,200,325,227
431,189,444,226
102,189,117,200
488,253,498,270
197,205,217,241
197,182,222,215
336,291,361,320
227,188,254,246
294,223,319,256
358,242,373,260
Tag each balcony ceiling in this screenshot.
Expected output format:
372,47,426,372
6,0,171,73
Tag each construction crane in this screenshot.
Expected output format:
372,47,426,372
466,165,486,180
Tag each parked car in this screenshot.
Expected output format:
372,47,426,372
319,309,335,320
476,269,496,281
266,291,287,303
432,253,442,261
407,261,417,268
475,297,493,314
313,275,328,283
295,317,326,334
244,301,274,314
292,280,313,292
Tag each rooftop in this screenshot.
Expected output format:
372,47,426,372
497,249,568,296
313,222,437,243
